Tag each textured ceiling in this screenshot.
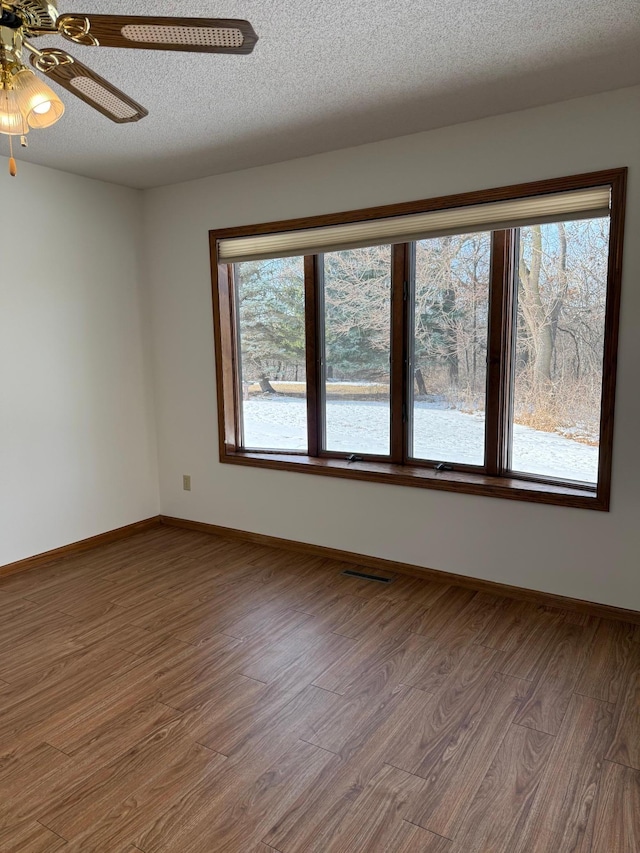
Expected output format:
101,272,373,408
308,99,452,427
6,0,640,188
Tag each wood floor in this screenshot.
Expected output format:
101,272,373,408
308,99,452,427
0,526,638,852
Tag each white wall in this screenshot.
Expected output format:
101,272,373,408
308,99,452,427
144,85,640,611
0,158,159,566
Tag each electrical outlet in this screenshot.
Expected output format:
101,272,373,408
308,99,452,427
183,475,191,492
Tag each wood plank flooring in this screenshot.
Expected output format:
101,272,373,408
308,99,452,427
0,526,638,851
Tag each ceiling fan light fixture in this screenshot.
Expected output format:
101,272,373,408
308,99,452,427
0,85,29,136
12,68,64,129
0,2,258,175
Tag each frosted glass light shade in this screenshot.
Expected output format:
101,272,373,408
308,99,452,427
0,86,28,136
12,69,64,129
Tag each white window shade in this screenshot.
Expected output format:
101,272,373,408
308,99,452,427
218,186,611,263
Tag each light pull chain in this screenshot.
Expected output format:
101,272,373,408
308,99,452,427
8,132,17,177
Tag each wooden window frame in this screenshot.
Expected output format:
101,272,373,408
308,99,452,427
210,168,626,510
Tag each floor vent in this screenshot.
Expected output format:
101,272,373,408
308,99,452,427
341,569,394,584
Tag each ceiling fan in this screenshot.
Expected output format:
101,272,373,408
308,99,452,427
0,1,258,175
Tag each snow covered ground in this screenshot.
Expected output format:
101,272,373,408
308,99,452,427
242,398,599,483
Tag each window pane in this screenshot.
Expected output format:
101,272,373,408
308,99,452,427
235,257,307,451
323,246,391,455
511,218,609,483
410,233,490,466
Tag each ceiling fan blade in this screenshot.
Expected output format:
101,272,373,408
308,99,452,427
56,14,258,54
30,49,148,124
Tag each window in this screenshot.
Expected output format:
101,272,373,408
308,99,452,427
236,256,307,451
410,232,491,466
211,169,626,510
510,219,610,483
323,246,392,455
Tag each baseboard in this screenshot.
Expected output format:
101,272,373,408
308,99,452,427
160,515,640,626
3,512,637,626
0,516,162,579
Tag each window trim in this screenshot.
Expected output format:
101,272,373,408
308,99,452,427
210,168,627,511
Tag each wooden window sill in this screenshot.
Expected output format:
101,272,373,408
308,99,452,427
220,450,606,510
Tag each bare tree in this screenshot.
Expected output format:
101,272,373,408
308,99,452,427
514,217,609,441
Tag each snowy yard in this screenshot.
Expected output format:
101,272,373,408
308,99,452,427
242,397,599,483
